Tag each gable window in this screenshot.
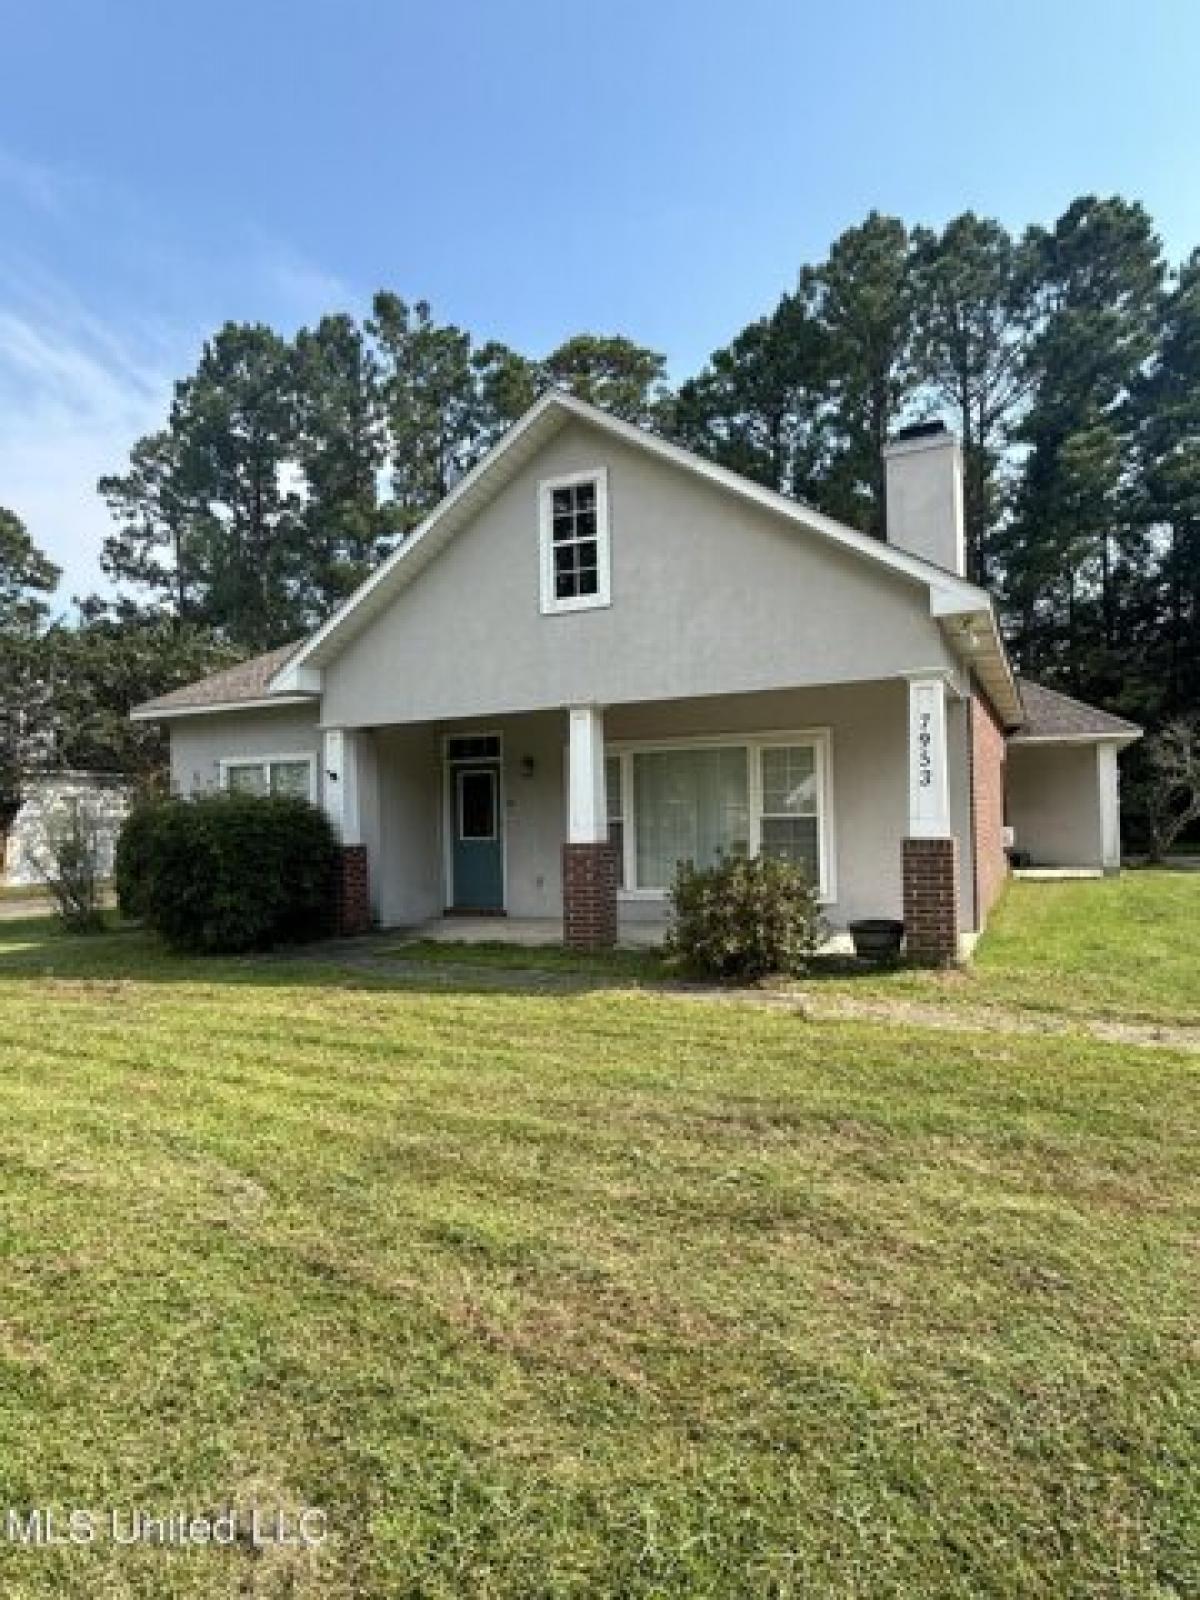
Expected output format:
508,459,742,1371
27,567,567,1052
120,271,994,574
220,755,317,802
539,469,611,614
605,732,833,901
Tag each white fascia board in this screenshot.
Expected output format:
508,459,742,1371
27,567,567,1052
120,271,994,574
1009,731,1143,749
128,694,317,723
270,662,323,694
268,388,994,690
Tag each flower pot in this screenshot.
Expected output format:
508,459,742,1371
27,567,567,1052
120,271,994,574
848,918,905,962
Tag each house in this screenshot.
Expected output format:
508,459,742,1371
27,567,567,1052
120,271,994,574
1,771,133,888
130,393,1142,961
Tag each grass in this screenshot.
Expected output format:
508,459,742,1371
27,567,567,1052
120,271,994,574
384,870,1200,1028
0,889,1196,1596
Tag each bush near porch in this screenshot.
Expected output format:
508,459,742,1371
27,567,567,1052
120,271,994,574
116,791,338,952
0,872,1195,1597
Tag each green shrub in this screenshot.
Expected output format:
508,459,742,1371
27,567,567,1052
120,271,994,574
667,853,824,980
115,798,162,920
117,791,340,953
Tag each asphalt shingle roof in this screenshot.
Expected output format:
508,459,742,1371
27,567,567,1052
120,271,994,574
1012,679,1142,743
132,641,305,714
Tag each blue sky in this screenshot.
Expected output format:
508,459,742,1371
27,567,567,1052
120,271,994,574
2,0,1198,601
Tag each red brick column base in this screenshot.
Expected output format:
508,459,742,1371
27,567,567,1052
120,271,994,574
563,842,618,950
333,844,371,936
903,836,960,965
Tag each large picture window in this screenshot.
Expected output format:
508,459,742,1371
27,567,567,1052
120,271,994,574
605,733,832,900
633,747,749,888
539,470,611,614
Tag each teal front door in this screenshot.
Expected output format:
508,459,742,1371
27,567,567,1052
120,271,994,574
452,764,504,910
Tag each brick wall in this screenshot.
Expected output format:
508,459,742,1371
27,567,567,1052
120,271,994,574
902,836,960,964
969,687,1008,929
333,844,372,936
562,842,618,950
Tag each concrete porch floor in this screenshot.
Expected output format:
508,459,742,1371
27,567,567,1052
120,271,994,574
409,915,668,948
403,914,865,956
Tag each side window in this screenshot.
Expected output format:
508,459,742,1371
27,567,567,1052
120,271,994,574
221,757,315,802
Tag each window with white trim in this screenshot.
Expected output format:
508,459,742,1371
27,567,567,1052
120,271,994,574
539,470,610,613
606,733,832,900
758,744,820,881
605,755,625,888
221,756,316,802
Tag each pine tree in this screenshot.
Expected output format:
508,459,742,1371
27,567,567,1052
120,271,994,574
1001,198,1164,709
910,214,1040,583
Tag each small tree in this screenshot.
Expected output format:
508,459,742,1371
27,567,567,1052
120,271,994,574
1138,717,1200,861
31,796,107,934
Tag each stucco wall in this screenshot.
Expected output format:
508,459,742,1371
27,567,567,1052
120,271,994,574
321,419,956,728
364,681,921,930
1006,743,1104,868
168,706,324,799
163,678,980,934
609,681,913,929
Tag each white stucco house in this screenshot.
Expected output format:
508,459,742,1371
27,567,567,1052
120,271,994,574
131,392,1141,960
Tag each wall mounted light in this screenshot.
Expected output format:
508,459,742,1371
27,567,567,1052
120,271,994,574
521,755,536,778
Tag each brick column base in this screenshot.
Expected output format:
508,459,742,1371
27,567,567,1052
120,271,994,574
563,842,618,950
903,837,960,965
333,844,371,936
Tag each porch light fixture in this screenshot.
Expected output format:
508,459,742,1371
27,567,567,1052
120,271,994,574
520,755,536,778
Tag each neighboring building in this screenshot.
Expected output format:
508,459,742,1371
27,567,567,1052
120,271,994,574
131,393,1141,960
1,772,133,888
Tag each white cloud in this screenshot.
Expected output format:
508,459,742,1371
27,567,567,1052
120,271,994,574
0,278,178,606
0,149,356,602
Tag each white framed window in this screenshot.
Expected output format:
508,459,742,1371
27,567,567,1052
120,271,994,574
604,754,625,888
218,753,317,802
605,731,834,902
539,469,611,614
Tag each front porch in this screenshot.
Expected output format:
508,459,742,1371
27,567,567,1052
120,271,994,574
323,673,977,962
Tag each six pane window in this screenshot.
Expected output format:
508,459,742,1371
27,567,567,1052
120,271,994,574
550,480,600,601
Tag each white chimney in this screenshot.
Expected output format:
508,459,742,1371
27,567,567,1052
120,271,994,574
883,421,966,577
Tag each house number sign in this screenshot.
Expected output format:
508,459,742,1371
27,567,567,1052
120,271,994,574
908,678,949,836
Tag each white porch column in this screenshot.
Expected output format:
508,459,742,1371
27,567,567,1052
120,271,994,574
322,727,362,845
564,705,616,949
903,674,960,964
906,675,952,838
567,705,607,843
1097,742,1121,874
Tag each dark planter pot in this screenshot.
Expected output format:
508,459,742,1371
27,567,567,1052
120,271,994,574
848,918,905,962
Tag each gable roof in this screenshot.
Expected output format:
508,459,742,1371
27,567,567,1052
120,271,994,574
267,388,1020,721
129,641,311,721
1012,680,1142,744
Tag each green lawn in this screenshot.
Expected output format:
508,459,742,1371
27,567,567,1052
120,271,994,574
0,887,1196,1597
386,870,1200,1028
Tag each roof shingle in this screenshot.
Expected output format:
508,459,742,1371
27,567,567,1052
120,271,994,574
131,641,306,715
1012,679,1142,743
